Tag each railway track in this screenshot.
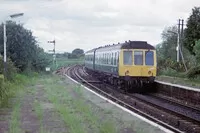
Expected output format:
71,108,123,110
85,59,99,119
60,65,200,133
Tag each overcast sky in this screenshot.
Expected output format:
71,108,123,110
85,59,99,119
0,0,199,53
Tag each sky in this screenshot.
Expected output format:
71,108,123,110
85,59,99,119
0,0,199,53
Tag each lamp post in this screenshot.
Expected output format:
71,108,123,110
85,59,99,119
3,13,24,78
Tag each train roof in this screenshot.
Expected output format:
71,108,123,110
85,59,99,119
85,48,97,54
85,41,155,53
121,41,155,49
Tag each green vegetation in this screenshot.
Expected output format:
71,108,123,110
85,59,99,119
44,76,117,133
157,6,200,80
34,100,48,133
0,21,50,72
184,7,200,55
0,73,36,108
6,74,37,133
9,100,22,133
0,57,17,80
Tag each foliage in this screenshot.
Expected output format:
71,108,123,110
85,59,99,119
32,47,51,72
156,26,186,74
156,24,198,75
193,39,200,62
185,40,200,78
0,73,36,107
186,65,200,78
160,26,178,61
159,67,185,77
71,48,84,58
0,21,50,72
184,7,200,55
0,56,17,80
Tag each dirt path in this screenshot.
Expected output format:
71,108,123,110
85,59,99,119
20,84,67,133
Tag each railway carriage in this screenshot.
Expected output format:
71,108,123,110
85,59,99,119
84,48,96,70
85,41,157,92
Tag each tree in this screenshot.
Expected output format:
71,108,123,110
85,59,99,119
32,47,51,71
0,21,49,71
71,48,84,58
159,26,178,61
184,7,200,55
186,40,200,78
193,40,200,63
156,26,194,72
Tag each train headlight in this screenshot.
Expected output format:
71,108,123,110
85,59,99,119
148,71,152,75
125,70,129,75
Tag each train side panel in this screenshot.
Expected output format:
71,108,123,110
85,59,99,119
94,50,119,76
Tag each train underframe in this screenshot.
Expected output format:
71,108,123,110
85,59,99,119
86,67,156,93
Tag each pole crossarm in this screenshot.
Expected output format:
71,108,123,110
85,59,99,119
10,13,24,18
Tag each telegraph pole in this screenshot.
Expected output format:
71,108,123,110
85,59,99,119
180,19,188,71
180,19,184,52
177,19,181,63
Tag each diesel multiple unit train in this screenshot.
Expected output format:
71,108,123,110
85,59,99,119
84,41,157,92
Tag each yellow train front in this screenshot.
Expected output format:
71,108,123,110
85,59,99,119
85,41,157,92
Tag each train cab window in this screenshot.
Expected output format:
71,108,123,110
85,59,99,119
145,51,154,66
134,51,143,65
123,51,132,65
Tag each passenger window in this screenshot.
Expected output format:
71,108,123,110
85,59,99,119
103,54,105,64
114,52,116,65
123,51,132,65
134,51,143,65
111,53,113,65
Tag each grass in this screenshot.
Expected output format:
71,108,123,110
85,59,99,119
0,73,38,133
157,75,200,88
34,100,43,122
157,68,200,88
9,99,22,133
8,89,27,133
46,83,87,133
43,76,117,133
0,73,37,108
34,100,51,133
2,72,163,133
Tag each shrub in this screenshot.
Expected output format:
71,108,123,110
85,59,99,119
186,65,200,78
0,56,17,80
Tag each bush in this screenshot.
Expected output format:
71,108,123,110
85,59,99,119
0,74,6,103
159,67,186,78
186,65,200,78
0,57,17,80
